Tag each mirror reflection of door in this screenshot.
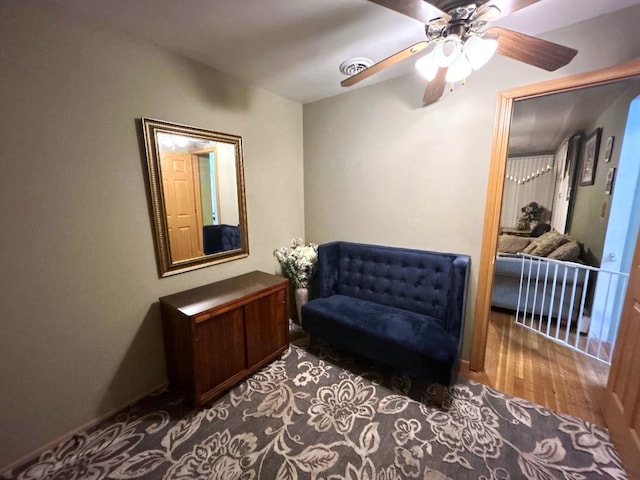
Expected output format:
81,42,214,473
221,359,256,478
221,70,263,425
157,132,242,263
160,150,204,262
143,118,249,276
193,144,241,230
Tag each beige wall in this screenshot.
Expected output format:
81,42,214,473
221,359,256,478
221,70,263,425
0,0,303,469
303,5,640,361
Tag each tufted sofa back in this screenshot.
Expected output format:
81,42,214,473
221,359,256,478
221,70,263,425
317,241,470,332
203,224,241,254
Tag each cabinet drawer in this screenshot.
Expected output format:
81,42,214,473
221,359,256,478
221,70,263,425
244,289,287,368
194,307,246,396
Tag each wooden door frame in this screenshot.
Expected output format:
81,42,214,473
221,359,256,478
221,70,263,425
603,231,640,478
191,154,204,254
469,60,640,371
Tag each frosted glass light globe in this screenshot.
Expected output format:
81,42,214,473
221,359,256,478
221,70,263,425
433,35,462,67
445,54,472,83
464,35,499,70
415,52,438,81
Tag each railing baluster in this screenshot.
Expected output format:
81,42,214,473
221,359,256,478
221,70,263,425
511,253,629,366
559,266,569,344
566,266,578,349
548,263,558,335
532,258,542,331
516,253,527,325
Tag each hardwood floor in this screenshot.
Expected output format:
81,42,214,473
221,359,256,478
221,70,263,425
459,310,610,427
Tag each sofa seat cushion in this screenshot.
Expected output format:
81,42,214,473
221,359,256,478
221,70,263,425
302,295,458,366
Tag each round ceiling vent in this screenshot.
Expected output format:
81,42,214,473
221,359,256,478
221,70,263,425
339,58,373,76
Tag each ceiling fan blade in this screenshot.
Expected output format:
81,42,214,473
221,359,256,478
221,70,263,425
341,41,430,87
476,0,541,21
423,67,448,105
486,27,577,72
369,0,450,24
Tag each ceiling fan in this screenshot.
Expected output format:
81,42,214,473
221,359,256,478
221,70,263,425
341,0,578,105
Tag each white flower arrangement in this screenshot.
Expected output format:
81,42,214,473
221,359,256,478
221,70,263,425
520,201,543,222
274,238,318,288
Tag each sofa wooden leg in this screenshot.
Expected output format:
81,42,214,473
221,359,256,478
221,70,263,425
434,384,446,408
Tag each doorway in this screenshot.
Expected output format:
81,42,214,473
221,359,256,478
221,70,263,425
469,61,640,418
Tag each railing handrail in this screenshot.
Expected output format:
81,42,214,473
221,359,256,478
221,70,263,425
514,252,630,277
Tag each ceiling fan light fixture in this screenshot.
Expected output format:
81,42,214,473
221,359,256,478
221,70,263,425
415,52,438,81
463,35,498,70
433,34,462,67
445,54,472,83
477,4,502,21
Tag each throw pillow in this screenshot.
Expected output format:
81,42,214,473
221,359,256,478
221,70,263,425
497,234,531,254
524,231,571,257
522,241,538,254
521,230,551,254
547,241,581,262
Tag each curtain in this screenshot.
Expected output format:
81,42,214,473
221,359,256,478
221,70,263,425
501,154,556,229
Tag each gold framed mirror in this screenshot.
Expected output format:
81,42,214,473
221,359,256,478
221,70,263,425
142,118,249,277
469,60,640,371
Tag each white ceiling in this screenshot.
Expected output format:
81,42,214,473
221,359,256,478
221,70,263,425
49,0,640,104
509,79,640,155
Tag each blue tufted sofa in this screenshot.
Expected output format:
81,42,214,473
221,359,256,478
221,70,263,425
203,224,241,254
301,241,470,404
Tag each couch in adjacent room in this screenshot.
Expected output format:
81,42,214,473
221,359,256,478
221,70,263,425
492,230,587,321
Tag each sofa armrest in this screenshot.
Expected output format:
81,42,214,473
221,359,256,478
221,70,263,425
318,242,341,297
494,255,527,278
445,255,471,338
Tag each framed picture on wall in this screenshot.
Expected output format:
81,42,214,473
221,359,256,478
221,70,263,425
580,128,602,186
605,167,616,195
604,135,615,162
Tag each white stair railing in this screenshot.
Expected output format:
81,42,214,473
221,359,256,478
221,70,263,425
514,253,629,364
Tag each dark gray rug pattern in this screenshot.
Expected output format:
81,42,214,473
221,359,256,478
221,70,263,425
3,342,627,479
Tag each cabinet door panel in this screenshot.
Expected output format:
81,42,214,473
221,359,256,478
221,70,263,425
194,307,245,396
245,289,287,367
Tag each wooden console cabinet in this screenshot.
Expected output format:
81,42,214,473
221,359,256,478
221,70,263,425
160,271,289,406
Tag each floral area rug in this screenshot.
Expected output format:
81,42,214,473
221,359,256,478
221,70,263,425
3,340,627,480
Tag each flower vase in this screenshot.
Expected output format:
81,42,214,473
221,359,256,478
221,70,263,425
295,287,309,325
